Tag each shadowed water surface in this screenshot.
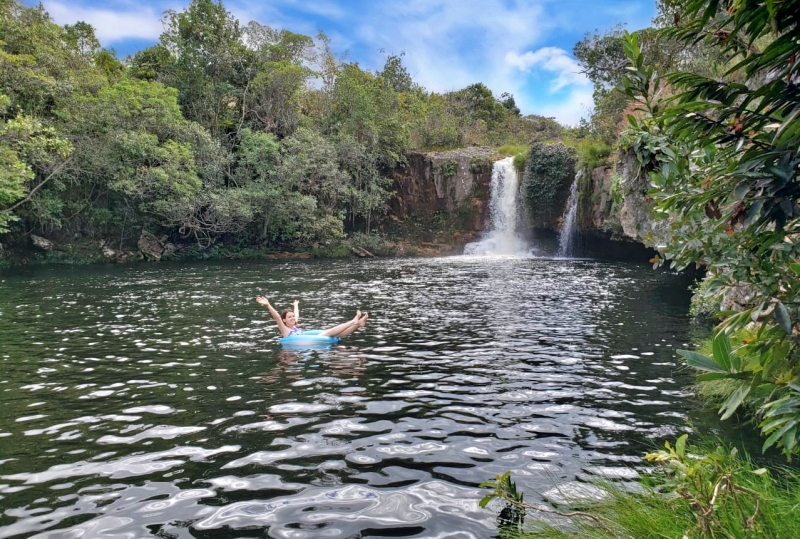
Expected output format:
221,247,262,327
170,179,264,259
0,257,709,538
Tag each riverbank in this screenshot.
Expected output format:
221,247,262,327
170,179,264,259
0,225,483,269
483,325,800,539
490,436,800,539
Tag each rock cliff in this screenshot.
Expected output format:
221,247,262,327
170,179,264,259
390,147,495,231
577,149,668,250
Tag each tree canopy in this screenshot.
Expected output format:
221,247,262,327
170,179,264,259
0,0,563,249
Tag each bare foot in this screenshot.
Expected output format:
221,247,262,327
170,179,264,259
357,312,369,327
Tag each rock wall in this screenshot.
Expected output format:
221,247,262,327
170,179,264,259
578,149,668,248
390,147,495,230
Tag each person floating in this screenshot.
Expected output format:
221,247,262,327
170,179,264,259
255,296,368,339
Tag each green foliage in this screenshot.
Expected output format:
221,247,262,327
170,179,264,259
521,142,578,222
573,24,632,143
512,152,527,174
573,138,611,171
378,52,414,93
435,159,458,177
489,437,800,539
479,471,525,530
469,156,491,174
60,77,205,229
645,436,771,537
619,0,800,456
1,0,573,261
0,108,72,233
497,144,527,157
608,174,623,209
688,275,720,319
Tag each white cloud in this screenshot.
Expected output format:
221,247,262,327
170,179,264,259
336,0,551,118
536,86,594,126
505,47,589,91
42,1,164,43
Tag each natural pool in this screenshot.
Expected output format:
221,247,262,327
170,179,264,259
0,256,714,538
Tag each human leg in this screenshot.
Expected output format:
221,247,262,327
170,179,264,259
319,311,368,337
328,312,369,338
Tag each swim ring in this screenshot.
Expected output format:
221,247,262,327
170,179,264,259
279,330,340,348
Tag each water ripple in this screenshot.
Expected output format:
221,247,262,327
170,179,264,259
0,257,708,538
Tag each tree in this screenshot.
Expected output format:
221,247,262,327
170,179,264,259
57,78,205,234
619,0,800,455
379,51,414,93
241,23,315,137
0,96,72,234
157,0,249,142
499,92,521,116
272,127,347,243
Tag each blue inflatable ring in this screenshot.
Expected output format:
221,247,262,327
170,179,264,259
279,330,340,348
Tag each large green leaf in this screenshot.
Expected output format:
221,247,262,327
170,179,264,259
678,349,726,372
696,372,731,382
763,419,796,452
712,332,732,371
675,433,688,457
720,383,752,420
774,301,792,334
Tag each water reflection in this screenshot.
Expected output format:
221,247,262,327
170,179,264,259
0,257,707,538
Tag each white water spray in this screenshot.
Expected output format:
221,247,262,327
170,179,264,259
463,157,528,256
557,180,579,257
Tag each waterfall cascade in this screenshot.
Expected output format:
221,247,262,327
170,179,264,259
463,157,528,256
556,179,579,257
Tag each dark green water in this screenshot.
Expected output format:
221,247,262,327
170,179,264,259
0,256,712,538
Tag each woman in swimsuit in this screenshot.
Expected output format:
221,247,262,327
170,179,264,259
255,296,369,338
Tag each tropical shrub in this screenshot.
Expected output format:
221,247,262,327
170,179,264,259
619,0,800,456
521,142,578,225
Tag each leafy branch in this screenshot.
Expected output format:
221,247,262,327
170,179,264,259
646,435,765,538
479,471,624,538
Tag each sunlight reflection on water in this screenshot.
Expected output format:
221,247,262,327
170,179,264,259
0,256,706,538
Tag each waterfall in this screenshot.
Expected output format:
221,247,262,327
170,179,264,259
463,156,527,256
557,179,579,257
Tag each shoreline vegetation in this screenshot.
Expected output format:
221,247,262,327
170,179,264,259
483,436,800,539
0,223,485,269
2,0,799,536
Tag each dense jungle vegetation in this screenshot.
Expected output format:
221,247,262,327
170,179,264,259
619,0,799,459
0,0,569,261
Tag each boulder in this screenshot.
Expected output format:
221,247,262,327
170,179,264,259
542,481,609,507
98,239,116,259
31,234,55,251
138,230,164,261
351,246,375,258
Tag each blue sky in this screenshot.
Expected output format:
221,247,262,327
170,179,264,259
32,0,657,126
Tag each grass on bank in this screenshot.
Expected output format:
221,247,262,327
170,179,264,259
489,437,800,539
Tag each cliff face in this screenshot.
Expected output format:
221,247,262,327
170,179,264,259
578,149,668,248
391,147,494,231
390,146,662,257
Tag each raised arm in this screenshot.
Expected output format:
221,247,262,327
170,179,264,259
293,300,299,324
255,296,290,337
